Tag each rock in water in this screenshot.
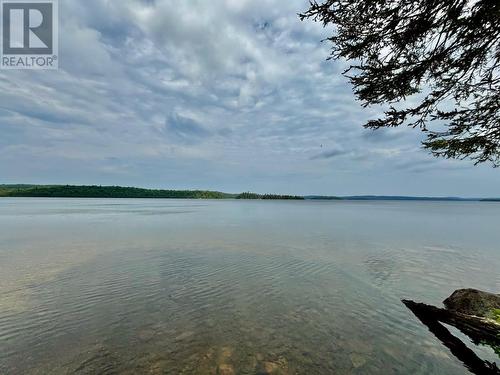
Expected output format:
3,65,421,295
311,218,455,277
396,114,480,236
444,289,500,318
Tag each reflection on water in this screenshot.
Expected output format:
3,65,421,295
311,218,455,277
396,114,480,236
0,198,499,374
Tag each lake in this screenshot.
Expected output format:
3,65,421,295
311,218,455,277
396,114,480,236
0,198,499,374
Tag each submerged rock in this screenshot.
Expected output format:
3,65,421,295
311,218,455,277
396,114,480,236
217,364,235,375
444,289,500,319
350,353,367,369
263,361,280,373
220,347,233,360
256,357,289,374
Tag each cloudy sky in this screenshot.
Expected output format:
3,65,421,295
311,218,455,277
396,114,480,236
1,0,499,196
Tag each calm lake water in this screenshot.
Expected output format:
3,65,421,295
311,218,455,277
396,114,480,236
0,198,499,374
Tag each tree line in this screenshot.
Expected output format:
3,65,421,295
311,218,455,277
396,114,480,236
0,185,305,200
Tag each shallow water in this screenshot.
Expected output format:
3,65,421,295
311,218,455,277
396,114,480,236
0,198,499,374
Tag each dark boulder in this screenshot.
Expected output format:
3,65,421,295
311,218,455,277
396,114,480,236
444,289,500,318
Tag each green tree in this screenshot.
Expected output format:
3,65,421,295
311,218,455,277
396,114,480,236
300,0,500,165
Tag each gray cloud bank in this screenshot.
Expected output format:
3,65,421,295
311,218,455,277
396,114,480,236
0,0,498,196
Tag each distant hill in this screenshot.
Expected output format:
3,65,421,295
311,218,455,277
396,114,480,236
304,196,342,200
340,196,480,202
306,195,492,202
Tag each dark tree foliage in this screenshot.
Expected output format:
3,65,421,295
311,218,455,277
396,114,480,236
0,185,305,200
236,192,305,200
0,185,234,199
300,0,500,165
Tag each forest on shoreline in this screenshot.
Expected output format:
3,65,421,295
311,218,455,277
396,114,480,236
0,185,497,202
0,185,303,200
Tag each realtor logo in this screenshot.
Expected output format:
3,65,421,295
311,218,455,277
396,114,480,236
1,0,58,69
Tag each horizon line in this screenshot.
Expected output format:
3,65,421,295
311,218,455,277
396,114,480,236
1,184,499,201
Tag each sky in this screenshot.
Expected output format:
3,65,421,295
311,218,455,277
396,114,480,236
1,0,499,197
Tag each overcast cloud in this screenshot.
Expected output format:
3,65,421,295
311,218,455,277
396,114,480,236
1,0,498,196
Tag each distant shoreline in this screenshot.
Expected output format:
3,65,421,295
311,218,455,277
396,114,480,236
0,185,498,202
0,185,303,200
307,196,500,202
